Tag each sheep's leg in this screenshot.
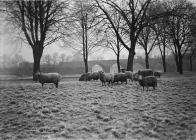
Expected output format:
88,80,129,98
41,83,44,87
56,82,58,88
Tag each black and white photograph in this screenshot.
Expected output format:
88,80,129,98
0,0,196,139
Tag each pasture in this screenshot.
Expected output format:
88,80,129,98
0,73,196,140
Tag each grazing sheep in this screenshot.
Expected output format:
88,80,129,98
113,73,127,84
79,73,92,81
124,71,133,81
98,71,114,86
154,71,161,78
87,73,93,81
91,72,100,81
138,69,153,78
138,75,157,90
79,73,86,81
34,72,61,88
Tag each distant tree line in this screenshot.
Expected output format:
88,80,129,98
1,56,196,76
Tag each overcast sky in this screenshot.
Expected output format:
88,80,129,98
0,18,146,62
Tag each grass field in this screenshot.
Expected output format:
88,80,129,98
0,73,196,140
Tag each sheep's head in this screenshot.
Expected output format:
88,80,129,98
98,71,104,74
34,72,41,82
98,71,104,78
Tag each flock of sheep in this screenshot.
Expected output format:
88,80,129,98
34,69,161,90
79,69,161,90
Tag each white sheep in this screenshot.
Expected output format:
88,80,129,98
98,71,114,86
34,72,61,88
124,71,133,82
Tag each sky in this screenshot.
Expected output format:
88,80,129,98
0,19,145,63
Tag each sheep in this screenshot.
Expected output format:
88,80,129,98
79,73,86,81
138,69,153,78
91,72,100,81
79,72,92,81
98,71,114,86
124,71,133,82
34,72,61,88
87,73,93,81
138,75,157,90
154,71,161,78
113,73,127,84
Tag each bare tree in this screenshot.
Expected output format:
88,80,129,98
42,54,52,66
185,41,196,71
166,0,194,74
4,0,69,80
154,18,170,72
2,54,11,68
188,13,196,71
52,52,59,65
152,1,170,72
59,53,67,63
95,0,173,71
138,25,158,69
11,54,24,67
104,12,125,73
61,0,104,73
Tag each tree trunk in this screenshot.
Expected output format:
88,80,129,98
173,51,179,73
85,14,88,73
189,56,193,71
162,44,166,72
117,54,120,73
33,55,41,77
84,58,88,73
162,56,166,72
83,13,89,73
32,44,43,80
178,52,183,74
175,57,180,73
127,50,135,71
145,52,149,69
126,40,136,71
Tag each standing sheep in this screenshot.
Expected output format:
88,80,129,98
124,71,133,82
34,72,61,88
138,69,153,78
113,73,127,84
138,75,157,90
98,71,114,86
